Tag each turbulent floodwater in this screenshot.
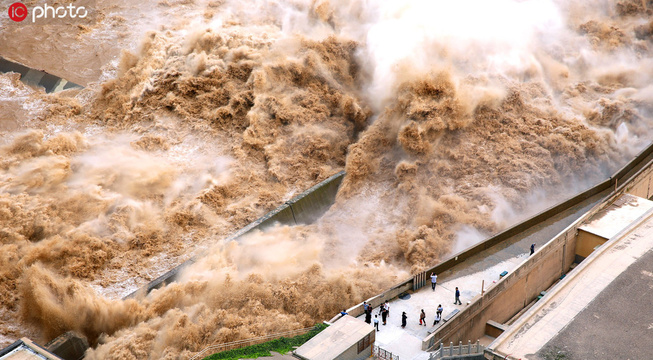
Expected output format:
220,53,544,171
0,0,652,358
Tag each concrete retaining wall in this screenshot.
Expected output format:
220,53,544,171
424,139,653,285
0,57,82,93
621,156,653,199
124,171,345,299
126,138,653,343
44,332,88,360
334,142,653,333
424,201,609,349
422,227,578,350
414,174,607,297
485,200,653,360
422,145,653,350
287,173,345,225
575,230,607,259
332,280,414,323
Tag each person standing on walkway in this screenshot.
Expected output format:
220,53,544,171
454,287,462,305
401,312,407,328
384,300,390,317
433,312,441,326
363,301,370,313
530,243,535,255
374,315,380,331
381,305,388,325
419,309,426,326
365,309,372,324
431,272,438,290
437,304,443,317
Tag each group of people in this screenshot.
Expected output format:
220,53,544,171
406,304,445,328
363,300,390,331
361,301,455,330
352,248,539,332
353,272,467,331
417,304,443,326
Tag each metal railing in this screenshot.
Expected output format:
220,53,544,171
373,345,399,360
430,340,484,360
188,326,317,360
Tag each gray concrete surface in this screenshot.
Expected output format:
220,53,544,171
491,196,653,359
440,189,606,291
354,189,608,360
538,248,653,360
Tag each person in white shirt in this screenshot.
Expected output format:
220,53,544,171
433,312,441,326
431,273,438,291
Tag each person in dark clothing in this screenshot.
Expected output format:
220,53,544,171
419,309,426,326
365,309,372,324
381,306,388,325
454,287,462,305
530,243,535,255
401,312,407,328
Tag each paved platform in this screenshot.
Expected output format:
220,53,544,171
539,247,653,360
492,203,653,359
358,190,607,360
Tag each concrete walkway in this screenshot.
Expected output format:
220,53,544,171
492,205,653,359
357,190,607,360
359,260,522,360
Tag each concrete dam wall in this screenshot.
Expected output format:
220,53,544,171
0,56,82,93
421,141,653,350
124,171,345,299
335,140,653,342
